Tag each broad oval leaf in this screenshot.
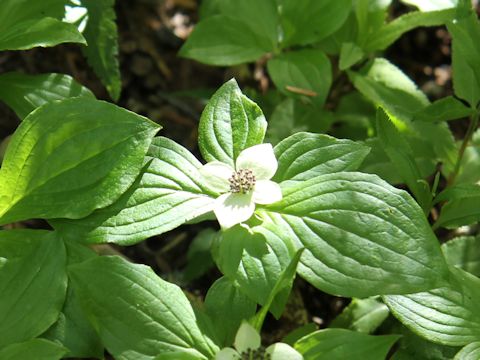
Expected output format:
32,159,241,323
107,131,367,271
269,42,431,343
51,137,216,245
294,328,400,360
69,255,219,360
257,172,449,297
267,49,332,106
0,230,67,348
0,72,94,119
179,15,273,66
280,0,352,47
273,132,370,186
0,339,67,360
198,79,267,167
0,97,160,225
384,267,480,346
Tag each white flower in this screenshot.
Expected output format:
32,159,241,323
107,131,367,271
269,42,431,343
215,322,303,360
200,144,282,229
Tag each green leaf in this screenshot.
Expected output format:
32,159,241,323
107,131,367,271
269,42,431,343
455,129,480,184
413,96,474,122
251,248,304,331
183,228,216,282
209,0,279,49
0,72,94,119
204,276,256,347
392,328,460,360
0,97,160,225
376,108,432,214
51,137,216,245
198,79,267,167
69,255,219,360
435,192,480,229
329,297,390,334
442,236,480,277
294,329,400,360
384,267,480,346
0,230,67,348
273,132,370,187
0,339,67,360
365,8,456,51
448,12,480,107
267,49,332,106
339,42,365,70
81,0,121,101
350,58,457,174
257,172,449,297
401,0,457,11
213,225,294,318
0,0,65,26
280,0,352,47
455,342,480,360
265,99,334,145
0,17,85,51
43,241,103,359
434,183,480,204
348,58,429,122
179,15,273,66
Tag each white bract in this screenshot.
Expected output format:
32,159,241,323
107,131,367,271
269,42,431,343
200,144,282,229
216,322,303,360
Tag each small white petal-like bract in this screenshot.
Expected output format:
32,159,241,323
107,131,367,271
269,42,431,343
200,143,282,229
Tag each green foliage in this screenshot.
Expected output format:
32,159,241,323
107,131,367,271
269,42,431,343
69,256,219,360
81,0,121,101
0,72,94,119
0,230,67,348
0,98,159,224
0,339,67,360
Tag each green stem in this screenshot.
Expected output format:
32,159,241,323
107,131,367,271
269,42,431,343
447,109,479,186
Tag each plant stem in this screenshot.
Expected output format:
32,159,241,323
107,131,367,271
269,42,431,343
447,109,479,186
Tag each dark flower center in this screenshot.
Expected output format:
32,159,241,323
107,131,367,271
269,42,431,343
240,346,271,360
229,169,256,193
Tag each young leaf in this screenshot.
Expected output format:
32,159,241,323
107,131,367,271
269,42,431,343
69,256,219,360
339,42,365,70
81,0,122,101
442,236,480,277
448,12,480,107
0,17,85,51
213,225,294,318
51,137,216,245
280,0,352,47
0,72,94,119
384,267,480,346
365,8,456,51
267,49,332,106
204,277,256,347
455,342,480,360
376,108,432,214
329,297,390,334
0,339,67,360
294,329,400,360
183,228,216,282
273,132,370,187
0,230,67,348
179,15,273,66
0,97,160,225
413,96,474,122
257,172,449,298
198,79,267,167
